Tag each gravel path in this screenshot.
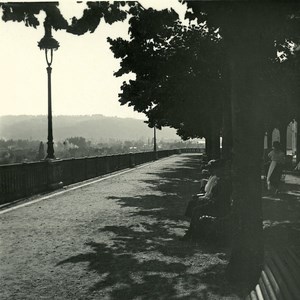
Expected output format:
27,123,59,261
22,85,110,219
0,154,240,300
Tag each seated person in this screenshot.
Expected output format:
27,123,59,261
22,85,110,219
183,214,232,244
199,169,210,193
182,159,232,241
185,159,223,218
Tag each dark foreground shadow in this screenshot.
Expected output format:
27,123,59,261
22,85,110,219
262,182,300,249
244,180,300,298
57,154,243,299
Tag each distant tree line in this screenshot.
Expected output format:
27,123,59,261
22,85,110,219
0,137,202,165
0,139,41,164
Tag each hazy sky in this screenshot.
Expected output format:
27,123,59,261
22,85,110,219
0,1,187,119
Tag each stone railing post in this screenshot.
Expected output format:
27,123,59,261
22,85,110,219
129,153,135,168
22,162,29,198
47,159,63,190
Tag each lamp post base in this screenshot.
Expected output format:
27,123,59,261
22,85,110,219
46,141,55,160
47,159,63,191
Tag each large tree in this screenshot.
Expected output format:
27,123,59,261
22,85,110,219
185,0,300,285
108,5,228,158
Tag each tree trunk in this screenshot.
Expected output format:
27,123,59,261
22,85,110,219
207,117,221,160
213,135,221,159
205,136,212,160
222,95,233,161
212,137,221,159
211,123,221,159
227,54,265,286
225,12,265,285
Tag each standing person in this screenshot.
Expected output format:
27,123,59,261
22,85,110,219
267,141,285,194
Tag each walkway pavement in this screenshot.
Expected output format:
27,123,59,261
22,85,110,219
0,154,240,300
1,154,299,300
262,171,300,250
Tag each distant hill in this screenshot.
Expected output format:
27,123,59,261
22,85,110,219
0,115,180,142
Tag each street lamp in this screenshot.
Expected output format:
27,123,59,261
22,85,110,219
153,126,157,153
153,125,158,160
38,17,59,159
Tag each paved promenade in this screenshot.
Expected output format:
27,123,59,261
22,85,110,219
0,154,240,300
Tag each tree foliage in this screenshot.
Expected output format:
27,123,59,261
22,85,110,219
0,1,131,33
184,0,300,130
66,136,90,149
108,5,227,140
67,1,129,35
1,2,68,29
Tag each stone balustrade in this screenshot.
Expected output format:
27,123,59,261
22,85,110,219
0,148,203,205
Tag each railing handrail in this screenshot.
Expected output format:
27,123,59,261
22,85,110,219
0,148,203,205
0,148,203,168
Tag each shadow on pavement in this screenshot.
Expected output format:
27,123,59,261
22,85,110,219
57,240,189,299
57,154,242,299
262,180,300,250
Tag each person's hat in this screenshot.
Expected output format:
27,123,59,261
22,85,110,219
205,159,216,169
204,159,225,170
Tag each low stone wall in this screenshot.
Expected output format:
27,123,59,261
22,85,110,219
0,148,203,205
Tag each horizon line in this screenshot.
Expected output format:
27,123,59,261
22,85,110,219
0,114,147,120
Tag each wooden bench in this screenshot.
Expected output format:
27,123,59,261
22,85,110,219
246,248,300,300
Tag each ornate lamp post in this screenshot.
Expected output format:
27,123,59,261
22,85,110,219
153,125,158,160
153,126,157,153
38,17,59,159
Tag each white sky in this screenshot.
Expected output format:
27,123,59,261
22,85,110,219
0,1,187,119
